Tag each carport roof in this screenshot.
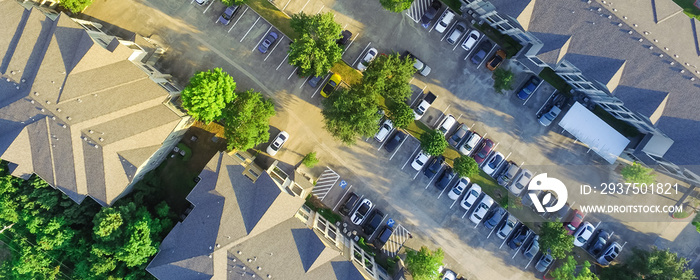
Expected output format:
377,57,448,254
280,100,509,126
558,102,630,164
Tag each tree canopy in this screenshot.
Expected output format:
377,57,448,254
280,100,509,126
453,156,479,178
493,68,514,93
600,247,696,280
362,53,416,102
388,102,414,129
60,0,93,14
539,222,574,259
288,12,343,77
379,0,415,12
181,68,237,123
420,129,448,156
405,246,444,280
621,162,656,185
551,256,599,280
321,83,382,145
221,89,276,151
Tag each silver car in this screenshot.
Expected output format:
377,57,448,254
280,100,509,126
508,169,532,196
596,242,622,266
446,22,467,45
497,214,518,239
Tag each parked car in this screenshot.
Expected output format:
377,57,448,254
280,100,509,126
435,167,456,190
437,115,456,136
523,235,540,259
497,162,519,187
497,214,518,239
469,194,494,224
460,184,482,211
535,251,554,273
434,10,455,33
339,192,359,216
516,76,541,100
362,209,385,236
448,123,469,148
590,230,610,256
406,51,432,76
459,132,482,156
376,226,393,249
219,5,240,25
539,106,562,126
508,168,532,196
357,48,378,71
375,119,394,142
442,269,457,280
337,30,352,45
486,49,506,71
461,29,481,51
257,31,278,53
307,75,322,88
484,206,507,230
472,138,494,165
411,150,430,171
320,73,341,97
420,1,442,28
385,131,407,153
470,40,493,64
448,177,470,200
573,222,595,247
266,131,289,156
482,151,504,176
413,91,437,120
351,198,373,225
508,225,530,250
563,209,585,235
424,155,445,178
446,22,467,45
194,0,206,6
597,242,622,266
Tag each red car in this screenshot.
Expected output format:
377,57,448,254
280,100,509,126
563,209,585,235
473,139,494,165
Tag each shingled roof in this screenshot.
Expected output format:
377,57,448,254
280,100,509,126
0,1,183,205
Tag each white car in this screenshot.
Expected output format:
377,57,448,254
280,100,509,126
459,132,482,156
460,184,482,211
356,48,378,71
573,222,595,247
437,115,456,136
441,269,457,280
448,177,470,200
194,0,206,5
469,194,494,224
266,131,289,156
374,119,393,142
351,198,373,225
411,150,430,171
508,169,533,196
461,30,481,51
482,151,504,176
435,10,455,33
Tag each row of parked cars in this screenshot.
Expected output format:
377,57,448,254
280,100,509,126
339,193,394,249
563,209,623,266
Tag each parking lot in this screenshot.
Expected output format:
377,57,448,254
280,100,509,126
82,0,694,278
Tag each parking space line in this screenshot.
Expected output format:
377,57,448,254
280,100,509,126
389,133,408,160
522,82,543,105
461,209,469,219
499,232,509,248
437,176,457,199
299,75,311,88
449,198,459,209
410,85,427,107
487,222,498,239
524,253,537,269
298,0,310,13
476,44,497,69
456,113,463,122
537,90,557,116
512,231,532,259
312,167,340,201
473,219,479,228
412,170,421,180
316,5,324,14
332,185,353,211
504,152,512,161
282,0,292,10
277,53,290,70
402,146,420,170
352,42,372,68
251,26,272,51
377,130,393,151
311,74,330,97
463,36,483,60
203,0,214,14
229,7,248,32
264,35,283,61
452,39,461,51
439,23,452,41
369,215,390,241
342,33,360,56
433,104,451,127
241,16,260,42
424,166,442,189
288,66,298,80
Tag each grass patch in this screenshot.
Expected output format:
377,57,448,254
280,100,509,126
405,120,432,140
673,0,700,20
177,143,193,161
538,67,573,97
332,61,363,86
474,23,523,58
246,0,298,39
439,0,463,15
591,105,641,138
471,169,501,199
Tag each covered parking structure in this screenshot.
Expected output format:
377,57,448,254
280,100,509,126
558,102,630,164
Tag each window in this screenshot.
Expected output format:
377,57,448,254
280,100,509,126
234,153,246,161
291,183,304,197
528,56,546,66
248,169,259,178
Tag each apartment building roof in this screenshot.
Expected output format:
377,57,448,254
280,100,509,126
0,1,182,205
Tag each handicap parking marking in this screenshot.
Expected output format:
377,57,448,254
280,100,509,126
312,167,340,201
332,184,353,211
424,166,443,189
512,231,532,259
352,42,372,68
240,16,260,42
229,6,249,32
402,145,421,170
264,35,284,61
381,224,411,257
251,26,273,52
339,180,348,189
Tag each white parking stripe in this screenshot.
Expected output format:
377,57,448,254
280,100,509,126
282,0,292,10
389,133,408,160
287,66,298,80
229,7,248,32
512,231,532,259
299,76,311,89
477,44,497,70
522,81,543,105
252,26,272,51
241,17,260,42
449,197,459,209
537,90,557,116
341,33,359,56
424,166,442,189
463,36,484,61
434,104,451,127
264,35,284,61
456,113,463,122
461,209,469,219
316,5,324,14
332,185,353,211
203,0,214,14
410,86,427,106
298,0,310,13
312,167,340,201
311,74,330,98
369,215,390,241
277,53,290,70
524,252,537,269
402,146,420,170
352,42,372,68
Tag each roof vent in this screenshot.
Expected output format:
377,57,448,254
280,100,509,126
5,78,9,82
57,108,61,112
40,108,45,112
30,100,34,104
680,69,685,73
89,130,94,134
623,16,627,19
671,62,675,65
613,8,617,11
46,100,51,104
627,30,633,34
51,81,54,83
94,144,99,149
9,71,15,75
51,116,56,120
633,24,638,27
34,92,39,96
67,116,71,120
15,86,19,90
62,124,67,128
99,137,104,142
77,99,82,103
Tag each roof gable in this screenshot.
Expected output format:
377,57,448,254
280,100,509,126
531,32,571,65
613,86,669,124
561,53,626,92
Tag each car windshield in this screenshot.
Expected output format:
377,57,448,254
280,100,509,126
545,113,556,121
567,224,576,231
452,188,462,195
416,106,426,115
323,84,334,93
491,57,503,65
576,236,587,243
474,213,483,220
222,13,232,20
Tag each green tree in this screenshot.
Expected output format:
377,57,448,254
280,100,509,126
405,246,444,280
93,207,124,241
221,89,276,151
60,0,92,13
621,162,656,185
420,129,448,156
539,222,574,259
379,0,414,12
288,12,343,77
551,256,599,280
181,68,237,123
302,152,320,168
321,84,382,145
221,0,245,6
388,102,414,129
493,68,514,93
362,53,416,102
453,156,478,178
601,247,696,280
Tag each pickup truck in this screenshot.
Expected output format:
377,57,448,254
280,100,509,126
414,91,437,120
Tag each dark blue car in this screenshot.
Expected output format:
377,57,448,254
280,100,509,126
517,76,541,100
